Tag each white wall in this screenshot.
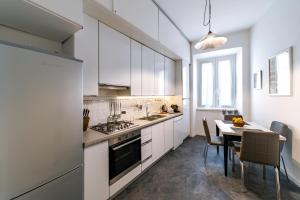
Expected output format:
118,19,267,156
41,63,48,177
191,30,251,135
250,0,300,185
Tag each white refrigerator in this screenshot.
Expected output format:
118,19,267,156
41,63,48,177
182,60,190,139
0,41,83,200
173,60,190,149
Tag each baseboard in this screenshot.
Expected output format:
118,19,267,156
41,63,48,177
280,166,300,187
196,132,205,136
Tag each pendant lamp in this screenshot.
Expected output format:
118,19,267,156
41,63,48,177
194,0,227,50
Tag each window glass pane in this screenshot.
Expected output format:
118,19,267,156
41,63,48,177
218,60,232,106
201,63,214,106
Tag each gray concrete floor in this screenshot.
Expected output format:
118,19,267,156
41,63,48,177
114,136,300,200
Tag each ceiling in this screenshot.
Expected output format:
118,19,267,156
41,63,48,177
155,0,277,42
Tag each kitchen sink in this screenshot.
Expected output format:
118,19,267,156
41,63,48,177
139,114,166,121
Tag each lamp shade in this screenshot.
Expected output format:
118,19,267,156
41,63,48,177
194,32,227,50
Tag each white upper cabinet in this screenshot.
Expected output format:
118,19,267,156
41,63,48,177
142,45,155,96
114,0,159,40
131,40,142,96
74,14,98,96
154,52,165,96
27,0,83,26
164,57,176,96
99,22,131,86
95,0,113,11
159,11,190,61
182,60,190,99
0,0,82,42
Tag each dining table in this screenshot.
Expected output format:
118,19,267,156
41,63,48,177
215,120,286,176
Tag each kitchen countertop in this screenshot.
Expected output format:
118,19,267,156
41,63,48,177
83,113,183,148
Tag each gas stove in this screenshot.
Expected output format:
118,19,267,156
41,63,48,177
90,120,138,134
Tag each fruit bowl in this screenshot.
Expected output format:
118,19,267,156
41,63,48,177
233,121,245,127
232,117,245,127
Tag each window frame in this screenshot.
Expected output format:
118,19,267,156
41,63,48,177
198,54,237,108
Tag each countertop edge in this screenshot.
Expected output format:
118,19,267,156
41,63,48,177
83,113,183,148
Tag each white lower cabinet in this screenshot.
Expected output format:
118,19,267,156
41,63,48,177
110,164,141,197
141,127,153,171
174,116,184,149
84,141,109,200
151,123,165,162
164,119,174,153
141,126,152,144
142,141,152,161
142,156,153,171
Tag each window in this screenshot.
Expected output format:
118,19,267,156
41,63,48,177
198,55,236,108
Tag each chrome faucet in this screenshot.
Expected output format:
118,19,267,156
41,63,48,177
146,104,150,118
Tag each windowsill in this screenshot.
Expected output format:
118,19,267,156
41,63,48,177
196,107,236,111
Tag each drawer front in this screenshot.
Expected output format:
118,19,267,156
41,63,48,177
109,164,141,196
142,156,153,171
141,127,152,144
141,141,152,161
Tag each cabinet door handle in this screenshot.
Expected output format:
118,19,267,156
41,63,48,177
142,155,152,163
141,139,152,146
112,137,141,150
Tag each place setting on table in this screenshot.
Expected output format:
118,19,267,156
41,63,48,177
214,116,286,176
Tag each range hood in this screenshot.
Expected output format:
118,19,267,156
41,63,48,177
98,84,130,90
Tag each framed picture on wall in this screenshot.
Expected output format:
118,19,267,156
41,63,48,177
268,47,293,96
253,70,262,89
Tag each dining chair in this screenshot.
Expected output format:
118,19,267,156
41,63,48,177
202,118,224,163
234,131,281,200
270,121,289,181
223,114,243,162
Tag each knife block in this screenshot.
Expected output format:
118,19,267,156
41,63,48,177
83,116,90,132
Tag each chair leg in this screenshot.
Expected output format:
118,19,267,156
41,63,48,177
281,155,289,182
204,145,209,164
203,144,207,156
229,148,232,161
263,165,266,180
241,161,245,185
275,167,281,200
240,161,247,192
232,149,235,172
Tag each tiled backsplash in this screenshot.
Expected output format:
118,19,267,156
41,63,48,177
84,96,182,126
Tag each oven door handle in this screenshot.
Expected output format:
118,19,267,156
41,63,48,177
112,137,141,150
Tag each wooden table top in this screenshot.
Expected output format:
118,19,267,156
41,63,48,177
215,120,286,141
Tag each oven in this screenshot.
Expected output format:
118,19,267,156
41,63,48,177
109,130,141,185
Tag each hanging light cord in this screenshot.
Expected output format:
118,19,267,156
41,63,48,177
203,0,212,33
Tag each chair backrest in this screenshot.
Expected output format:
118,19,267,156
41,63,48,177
202,118,211,144
224,115,243,121
240,131,280,167
270,121,288,152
